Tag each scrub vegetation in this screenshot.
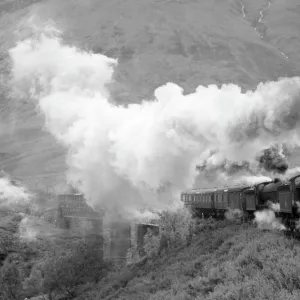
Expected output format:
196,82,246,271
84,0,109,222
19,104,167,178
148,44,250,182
2,208,300,300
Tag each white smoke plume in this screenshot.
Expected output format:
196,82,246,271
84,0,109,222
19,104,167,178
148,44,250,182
8,22,300,213
267,201,280,212
0,172,31,212
233,175,272,186
19,215,64,241
254,210,285,231
282,167,300,180
125,208,160,223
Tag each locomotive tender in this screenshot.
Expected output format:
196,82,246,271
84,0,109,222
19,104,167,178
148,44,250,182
181,174,300,229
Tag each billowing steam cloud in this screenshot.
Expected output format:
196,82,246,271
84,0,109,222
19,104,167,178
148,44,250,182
253,200,285,231
8,23,300,213
197,143,289,179
19,215,65,241
254,210,285,231
0,171,31,212
258,144,289,174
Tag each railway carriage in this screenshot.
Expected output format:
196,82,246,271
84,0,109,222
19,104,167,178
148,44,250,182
181,174,300,231
182,188,215,218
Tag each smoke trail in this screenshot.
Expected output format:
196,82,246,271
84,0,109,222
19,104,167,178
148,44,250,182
8,23,300,213
234,175,272,186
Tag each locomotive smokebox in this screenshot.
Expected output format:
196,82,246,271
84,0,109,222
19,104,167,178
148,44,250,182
258,181,282,205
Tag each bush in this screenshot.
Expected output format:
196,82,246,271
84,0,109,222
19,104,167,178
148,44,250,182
143,207,196,258
39,238,110,299
143,229,161,257
0,261,23,300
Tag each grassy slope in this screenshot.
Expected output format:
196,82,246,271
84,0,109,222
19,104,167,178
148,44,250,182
0,0,299,189
2,211,300,300
74,219,300,300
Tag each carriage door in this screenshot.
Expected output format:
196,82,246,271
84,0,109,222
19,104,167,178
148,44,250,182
278,188,292,213
223,191,228,209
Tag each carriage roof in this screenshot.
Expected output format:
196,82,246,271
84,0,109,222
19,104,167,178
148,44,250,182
184,185,249,195
226,186,250,193
184,188,216,195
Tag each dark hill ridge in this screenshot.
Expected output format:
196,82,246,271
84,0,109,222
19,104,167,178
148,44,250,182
0,0,300,190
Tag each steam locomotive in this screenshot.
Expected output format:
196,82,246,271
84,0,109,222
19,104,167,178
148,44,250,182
181,174,300,230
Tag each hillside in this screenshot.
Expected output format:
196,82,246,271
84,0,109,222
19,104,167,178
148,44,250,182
74,219,300,300
0,0,300,192
2,209,300,300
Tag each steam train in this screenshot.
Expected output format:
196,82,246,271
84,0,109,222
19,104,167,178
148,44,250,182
181,174,300,230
